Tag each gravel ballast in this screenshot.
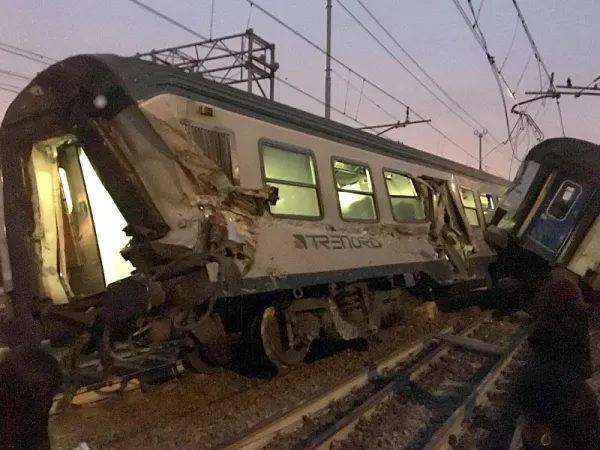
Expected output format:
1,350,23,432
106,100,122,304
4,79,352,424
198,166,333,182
49,297,485,450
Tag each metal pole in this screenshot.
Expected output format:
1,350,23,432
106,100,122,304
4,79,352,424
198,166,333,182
479,134,482,170
270,44,276,101
474,129,488,170
325,0,332,119
247,30,253,95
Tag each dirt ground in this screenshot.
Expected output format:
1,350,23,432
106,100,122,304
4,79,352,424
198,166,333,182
48,296,484,450
47,304,600,450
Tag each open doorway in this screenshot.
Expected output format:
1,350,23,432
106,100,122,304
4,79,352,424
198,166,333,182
29,135,134,304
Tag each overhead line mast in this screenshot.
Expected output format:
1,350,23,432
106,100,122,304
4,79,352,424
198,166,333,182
325,0,332,119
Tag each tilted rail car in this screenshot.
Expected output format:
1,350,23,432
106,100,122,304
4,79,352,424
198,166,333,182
0,54,508,378
485,137,600,298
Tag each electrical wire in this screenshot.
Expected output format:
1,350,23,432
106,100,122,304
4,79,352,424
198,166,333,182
331,68,399,123
451,0,513,143
0,46,51,66
0,68,31,81
0,86,20,94
0,82,24,91
347,0,503,147
129,0,480,162
127,1,386,132
127,0,208,41
499,16,520,72
451,0,549,165
509,0,565,136
243,0,479,162
276,75,370,128
0,42,57,64
514,51,534,93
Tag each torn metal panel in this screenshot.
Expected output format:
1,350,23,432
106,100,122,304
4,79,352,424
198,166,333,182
129,97,275,280
415,175,477,278
28,142,71,304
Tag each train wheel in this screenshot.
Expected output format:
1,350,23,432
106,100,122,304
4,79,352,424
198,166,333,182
260,306,309,369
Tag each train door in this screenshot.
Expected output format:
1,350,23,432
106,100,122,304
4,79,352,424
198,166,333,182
29,136,135,304
522,174,596,260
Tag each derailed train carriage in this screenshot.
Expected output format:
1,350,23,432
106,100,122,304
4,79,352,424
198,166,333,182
0,54,508,378
485,137,600,298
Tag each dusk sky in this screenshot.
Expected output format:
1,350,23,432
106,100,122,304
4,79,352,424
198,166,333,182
1,0,598,179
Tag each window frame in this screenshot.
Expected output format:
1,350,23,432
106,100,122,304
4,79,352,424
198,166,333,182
181,119,240,186
479,192,496,225
545,180,583,222
258,138,323,221
382,167,428,223
459,186,481,228
331,156,379,223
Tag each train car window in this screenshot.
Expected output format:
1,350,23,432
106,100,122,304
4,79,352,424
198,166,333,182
383,170,426,221
261,143,321,218
546,180,582,221
460,188,480,227
479,193,495,224
332,159,377,221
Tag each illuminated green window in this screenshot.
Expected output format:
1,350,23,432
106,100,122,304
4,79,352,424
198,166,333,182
460,188,480,227
332,159,377,221
383,170,426,222
479,193,495,224
261,143,321,218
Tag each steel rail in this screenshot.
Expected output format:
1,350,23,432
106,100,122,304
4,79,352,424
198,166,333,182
304,317,495,450
422,331,529,450
222,314,493,450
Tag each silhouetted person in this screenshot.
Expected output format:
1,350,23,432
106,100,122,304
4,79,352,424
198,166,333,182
511,362,600,450
0,346,63,450
0,313,43,348
529,269,594,379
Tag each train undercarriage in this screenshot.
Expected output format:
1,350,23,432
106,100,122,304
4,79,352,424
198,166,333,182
36,270,435,395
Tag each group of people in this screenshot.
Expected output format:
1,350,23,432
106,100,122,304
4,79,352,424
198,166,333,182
512,268,600,449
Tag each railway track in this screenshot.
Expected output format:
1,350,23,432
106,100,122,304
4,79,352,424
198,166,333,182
221,312,531,450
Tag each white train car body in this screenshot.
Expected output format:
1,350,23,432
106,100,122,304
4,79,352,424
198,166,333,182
0,55,508,370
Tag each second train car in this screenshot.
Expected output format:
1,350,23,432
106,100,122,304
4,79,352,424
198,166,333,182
485,137,600,300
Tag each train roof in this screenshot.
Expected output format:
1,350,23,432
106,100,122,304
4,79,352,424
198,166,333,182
526,137,600,182
1,53,508,186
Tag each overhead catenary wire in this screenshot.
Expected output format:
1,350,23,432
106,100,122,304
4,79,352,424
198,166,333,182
127,0,375,130
499,16,520,72
482,78,549,163
451,0,550,164
331,68,399,123
0,86,20,94
128,0,480,163
276,76,371,128
347,0,503,148
0,68,32,81
0,82,24,91
509,0,565,136
0,46,52,66
0,42,57,65
243,0,479,162
451,0,513,139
